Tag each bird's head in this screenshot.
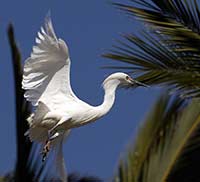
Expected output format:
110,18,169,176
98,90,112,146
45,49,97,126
103,72,148,89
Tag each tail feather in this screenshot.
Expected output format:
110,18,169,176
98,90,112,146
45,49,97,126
55,130,71,182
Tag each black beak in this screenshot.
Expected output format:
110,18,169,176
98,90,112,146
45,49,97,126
132,79,149,87
134,80,150,87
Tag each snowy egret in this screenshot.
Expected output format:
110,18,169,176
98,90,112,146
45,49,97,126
22,17,148,181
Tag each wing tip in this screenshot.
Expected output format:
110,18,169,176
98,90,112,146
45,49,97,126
44,12,57,40
45,11,52,26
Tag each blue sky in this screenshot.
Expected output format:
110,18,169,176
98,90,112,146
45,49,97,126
0,0,160,180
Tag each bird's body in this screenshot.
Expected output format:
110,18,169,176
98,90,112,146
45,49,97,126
26,72,122,144
22,16,147,181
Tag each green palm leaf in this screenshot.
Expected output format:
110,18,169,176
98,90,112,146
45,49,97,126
114,0,200,53
114,94,200,182
104,0,200,97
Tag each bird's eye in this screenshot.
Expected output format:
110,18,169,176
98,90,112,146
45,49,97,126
126,76,129,80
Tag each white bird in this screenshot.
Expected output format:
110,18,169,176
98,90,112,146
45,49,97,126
22,16,148,182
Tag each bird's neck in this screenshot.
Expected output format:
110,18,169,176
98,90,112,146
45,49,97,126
74,80,120,127
95,80,120,118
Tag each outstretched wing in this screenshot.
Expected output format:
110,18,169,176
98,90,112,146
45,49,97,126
22,17,77,106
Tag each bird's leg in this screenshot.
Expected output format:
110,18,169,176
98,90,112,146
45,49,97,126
41,131,60,162
41,117,68,161
43,130,60,152
41,140,51,162
41,130,52,161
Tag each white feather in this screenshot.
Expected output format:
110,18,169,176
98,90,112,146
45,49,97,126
22,17,78,107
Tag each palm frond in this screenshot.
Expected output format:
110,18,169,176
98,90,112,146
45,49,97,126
8,24,33,181
104,0,200,97
114,94,184,182
144,99,200,182
114,94,200,182
114,0,200,53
